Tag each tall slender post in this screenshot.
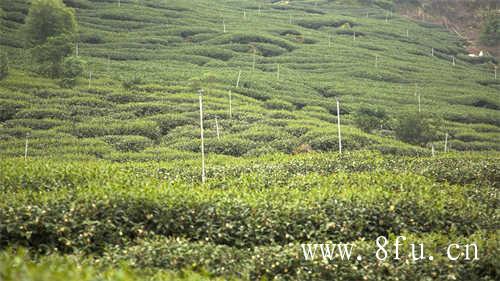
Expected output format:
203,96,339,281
236,70,241,87
198,89,206,184
289,14,292,24
24,133,29,160
495,66,497,80
452,56,455,66
76,42,79,57
252,48,256,71
88,71,92,89
215,116,220,140
406,29,409,37
418,94,421,113
431,47,434,57
243,10,247,20
223,19,226,33
353,31,356,41
118,0,120,7
277,64,280,80
431,144,435,157
444,133,448,153
336,97,342,155
375,55,378,68
228,90,232,119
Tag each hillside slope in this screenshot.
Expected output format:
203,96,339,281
0,0,499,160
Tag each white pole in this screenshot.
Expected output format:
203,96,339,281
431,47,434,57
495,66,497,80
258,5,261,15
375,55,378,68
76,42,79,57
215,116,220,140
414,83,418,96
118,0,120,7
24,133,29,160
418,94,421,113
406,29,409,37
336,97,342,154
236,70,241,88
444,132,448,153
223,19,226,33
277,64,280,80
228,90,232,119
289,14,292,24
452,56,455,66
431,144,435,157
252,48,256,71
244,10,246,20
199,89,206,184
353,31,356,41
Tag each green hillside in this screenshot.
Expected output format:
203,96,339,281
0,0,498,280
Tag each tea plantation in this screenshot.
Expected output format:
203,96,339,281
0,0,498,280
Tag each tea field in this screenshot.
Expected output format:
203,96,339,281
0,0,498,280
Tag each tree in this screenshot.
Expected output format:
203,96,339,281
395,112,435,145
480,11,499,46
354,107,388,132
60,56,84,88
0,52,8,81
32,35,74,77
24,0,77,46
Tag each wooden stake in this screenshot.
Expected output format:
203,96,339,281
198,89,206,184
336,97,342,154
215,116,220,140
276,63,280,80
228,90,232,119
444,132,448,153
236,69,241,88
24,133,29,160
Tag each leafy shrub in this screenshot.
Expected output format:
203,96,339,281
0,52,8,80
103,135,152,152
151,114,194,135
395,112,435,145
354,107,389,132
60,56,84,88
264,99,294,111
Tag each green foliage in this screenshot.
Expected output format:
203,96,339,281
23,0,77,45
395,112,435,145
59,56,84,87
0,52,8,80
354,107,388,132
32,35,74,77
480,11,499,46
